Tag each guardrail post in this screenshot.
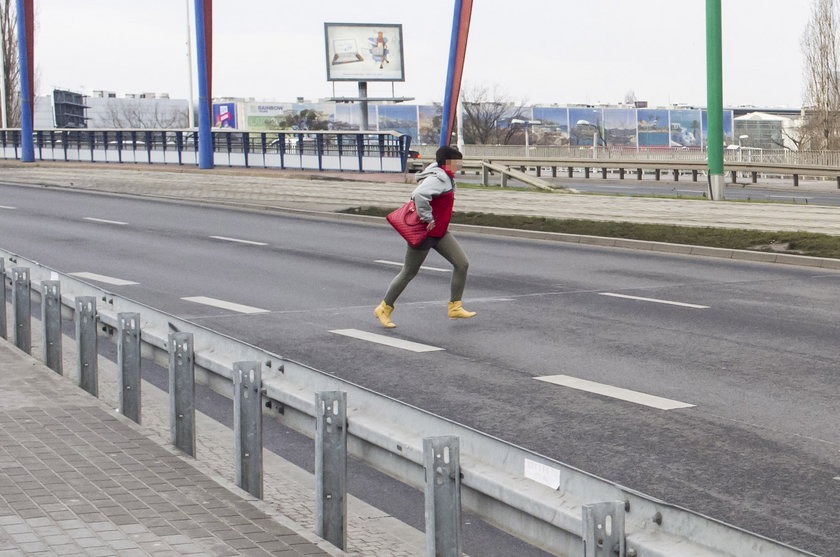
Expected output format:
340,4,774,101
793,173,799,187
636,168,642,180
568,166,573,178
315,391,347,550
692,169,699,182
673,169,680,181
169,332,195,456
234,361,263,499
601,167,607,179
0,259,6,340
552,166,557,178
501,171,508,188
751,171,757,184
424,436,461,557
12,267,31,353
75,296,98,396
117,313,141,424
41,280,62,374
584,167,590,179
582,501,625,557
481,163,489,186
619,168,624,180
655,169,660,181
730,170,737,184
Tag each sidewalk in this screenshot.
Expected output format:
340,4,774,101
0,335,342,557
3,160,840,235
0,297,426,556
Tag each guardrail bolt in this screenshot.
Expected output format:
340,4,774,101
653,511,662,525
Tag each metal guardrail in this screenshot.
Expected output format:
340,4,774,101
434,156,840,189
0,249,815,556
0,128,413,173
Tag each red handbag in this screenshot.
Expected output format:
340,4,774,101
386,200,428,247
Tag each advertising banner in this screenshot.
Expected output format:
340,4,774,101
532,107,569,145
213,102,237,128
603,108,636,146
669,109,702,147
637,109,669,147
324,23,405,82
569,108,603,146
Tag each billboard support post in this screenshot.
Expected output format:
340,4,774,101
358,82,369,131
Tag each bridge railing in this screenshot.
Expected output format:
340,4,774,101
0,128,412,173
0,248,814,557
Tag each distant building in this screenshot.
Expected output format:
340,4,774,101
52,89,88,128
733,112,798,150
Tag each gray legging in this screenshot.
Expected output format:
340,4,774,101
383,232,470,305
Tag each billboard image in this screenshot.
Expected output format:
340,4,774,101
637,109,669,147
213,102,237,128
569,108,603,146
702,110,735,147
603,108,636,146
532,107,569,145
669,109,702,147
378,104,418,137
324,23,405,82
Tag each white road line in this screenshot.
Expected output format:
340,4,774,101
599,292,709,309
330,329,445,352
210,236,268,246
0,205,16,210
83,217,128,225
374,260,450,273
535,375,695,410
181,296,269,314
69,272,139,286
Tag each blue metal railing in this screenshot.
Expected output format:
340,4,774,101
0,128,413,173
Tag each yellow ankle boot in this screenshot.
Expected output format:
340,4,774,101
374,301,396,328
448,301,476,319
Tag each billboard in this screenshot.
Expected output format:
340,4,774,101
324,23,405,82
213,102,237,128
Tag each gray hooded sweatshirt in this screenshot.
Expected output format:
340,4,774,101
411,162,455,223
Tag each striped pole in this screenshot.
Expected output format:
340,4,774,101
15,0,34,161
194,0,213,168
439,0,473,147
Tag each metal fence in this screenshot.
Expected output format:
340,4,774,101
0,128,413,173
0,250,815,557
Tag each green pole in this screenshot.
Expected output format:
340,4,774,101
706,0,725,200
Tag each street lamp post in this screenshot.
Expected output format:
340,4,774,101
738,134,749,162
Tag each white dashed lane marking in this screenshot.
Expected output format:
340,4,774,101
375,260,449,273
83,217,128,225
0,205,16,209
535,375,695,410
599,292,710,309
69,272,139,286
181,296,269,314
210,236,268,246
330,329,445,353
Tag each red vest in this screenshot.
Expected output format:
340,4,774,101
428,189,455,237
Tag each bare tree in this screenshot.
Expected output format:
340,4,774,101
1,0,21,126
96,99,188,129
461,84,528,145
801,0,840,150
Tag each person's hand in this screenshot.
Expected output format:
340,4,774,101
426,220,436,231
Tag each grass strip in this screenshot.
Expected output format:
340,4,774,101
339,206,840,259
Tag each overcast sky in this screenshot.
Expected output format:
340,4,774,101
31,0,810,108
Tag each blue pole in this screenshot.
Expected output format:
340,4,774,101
16,0,34,162
194,0,213,168
439,0,463,147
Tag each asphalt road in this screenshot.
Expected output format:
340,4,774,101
0,183,837,555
